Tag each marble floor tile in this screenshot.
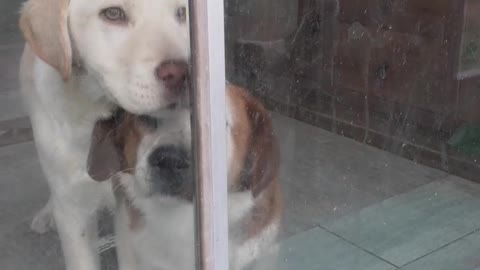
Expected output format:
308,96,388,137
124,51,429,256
325,176,480,267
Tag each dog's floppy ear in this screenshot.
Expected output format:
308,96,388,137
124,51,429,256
87,113,125,182
19,0,72,81
242,91,280,197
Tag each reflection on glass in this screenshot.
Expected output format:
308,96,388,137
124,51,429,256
3,0,480,269
227,0,480,269
459,0,480,78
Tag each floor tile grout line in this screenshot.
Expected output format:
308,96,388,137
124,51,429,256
397,226,480,269
0,116,30,126
315,177,480,270
282,167,461,268
434,173,455,182
0,137,34,149
0,42,25,50
298,179,444,268
0,116,33,149
316,224,400,269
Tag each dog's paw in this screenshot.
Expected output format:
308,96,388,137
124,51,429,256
31,205,56,234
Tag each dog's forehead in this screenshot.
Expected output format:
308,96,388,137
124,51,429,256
70,0,187,12
152,110,191,142
120,110,190,158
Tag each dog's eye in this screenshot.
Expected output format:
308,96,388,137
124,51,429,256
176,7,187,23
101,7,128,24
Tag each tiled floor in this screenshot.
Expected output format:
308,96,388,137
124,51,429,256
3,2,480,270
272,176,480,270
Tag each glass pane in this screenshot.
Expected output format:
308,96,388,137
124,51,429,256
226,0,480,269
3,0,204,269
459,0,480,78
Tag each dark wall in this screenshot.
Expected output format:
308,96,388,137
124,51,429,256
226,0,480,182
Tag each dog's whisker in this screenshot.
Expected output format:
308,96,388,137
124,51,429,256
110,168,135,192
111,167,135,179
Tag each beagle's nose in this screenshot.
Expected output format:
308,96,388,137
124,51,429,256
155,60,188,90
148,145,189,171
148,145,191,196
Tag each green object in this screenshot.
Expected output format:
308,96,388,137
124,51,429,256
448,125,480,156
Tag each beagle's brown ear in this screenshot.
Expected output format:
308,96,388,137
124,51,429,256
243,91,280,197
87,114,125,182
19,0,72,81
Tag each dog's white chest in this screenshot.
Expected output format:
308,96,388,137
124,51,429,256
132,199,196,270
23,58,111,174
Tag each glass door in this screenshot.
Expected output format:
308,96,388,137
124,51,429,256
3,0,480,269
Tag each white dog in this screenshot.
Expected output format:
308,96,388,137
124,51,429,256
87,85,282,270
18,0,190,269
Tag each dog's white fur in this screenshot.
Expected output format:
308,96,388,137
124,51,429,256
117,177,279,270
19,0,190,269
86,85,282,269
115,109,280,270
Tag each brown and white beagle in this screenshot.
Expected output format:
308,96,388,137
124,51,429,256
87,85,282,270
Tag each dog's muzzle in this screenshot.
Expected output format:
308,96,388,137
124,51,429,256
147,145,193,200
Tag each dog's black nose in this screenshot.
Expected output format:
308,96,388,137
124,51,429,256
148,145,189,170
148,145,192,198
